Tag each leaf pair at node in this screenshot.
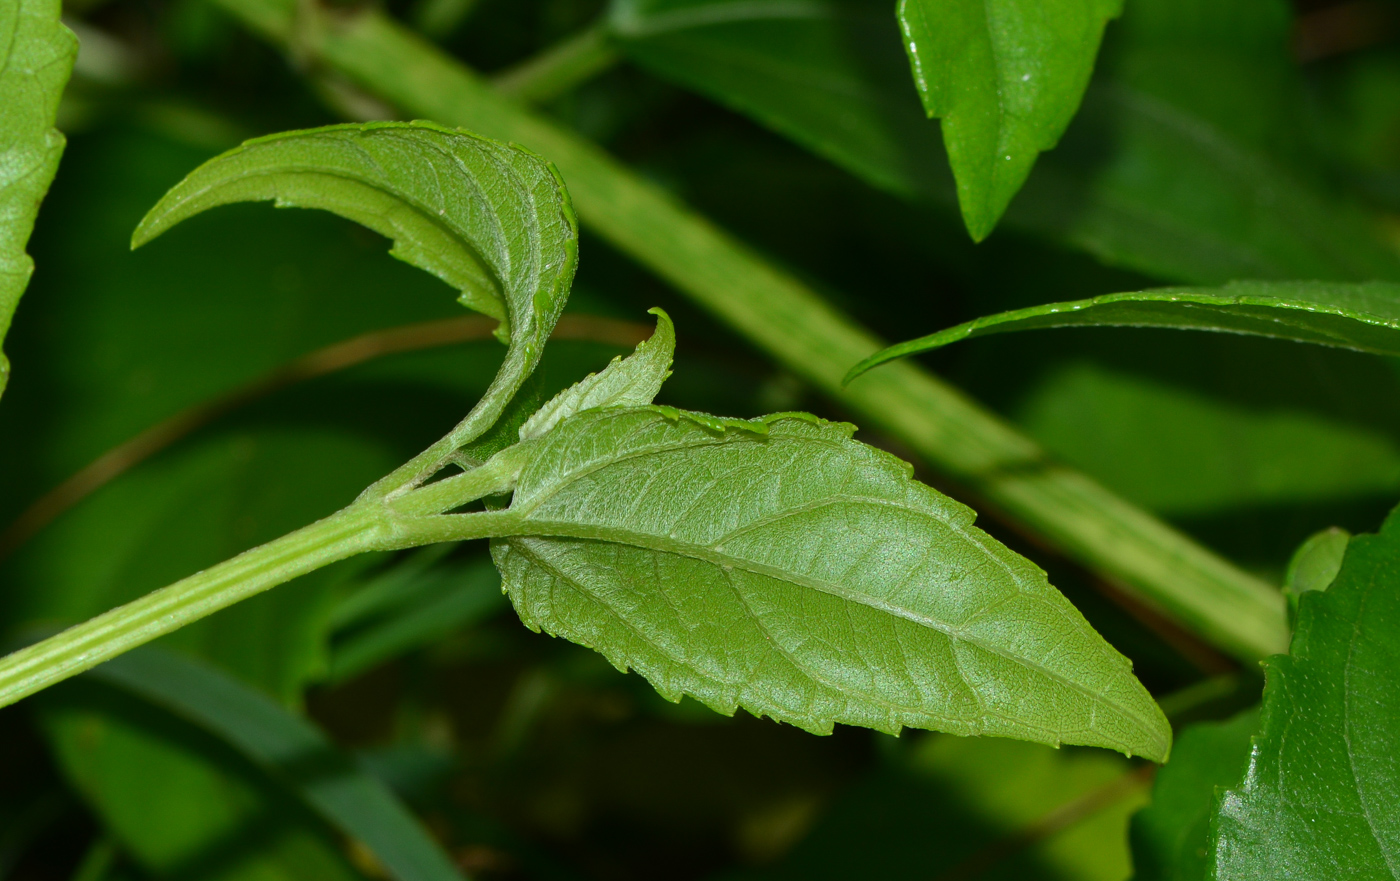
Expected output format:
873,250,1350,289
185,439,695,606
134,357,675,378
132,121,1170,760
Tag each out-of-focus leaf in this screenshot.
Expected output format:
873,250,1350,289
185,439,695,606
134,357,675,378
519,307,673,439
494,406,1170,757
82,647,465,881
0,0,75,397
40,687,364,881
1128,709,1258,881
327,556,506,683
897,0,1122,239
608,0,954,206
740,733,1147,880
134,121,579,455
1210,508,1400,878
611,0,1400,284
1012,363,1400,518
847,281,1400,383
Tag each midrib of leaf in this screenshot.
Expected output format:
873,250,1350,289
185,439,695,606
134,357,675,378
504,473,1158,742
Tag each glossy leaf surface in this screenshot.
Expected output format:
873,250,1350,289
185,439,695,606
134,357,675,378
0,0,75,396
1210,509,1400,878
493,407,1170,758
133,121,578,454
847,281,1400,383
1129,710,1258,881
898,0,1122,239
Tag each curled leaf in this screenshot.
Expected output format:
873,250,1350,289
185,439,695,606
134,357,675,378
133,121,578,455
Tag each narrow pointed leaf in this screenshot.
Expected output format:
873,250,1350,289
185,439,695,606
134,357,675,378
519,306,674,439
133,121,578,454
0,0,75,397
1210,508,1400,879
847,281,1400,384
898,0,1123,239
492,407,1170,758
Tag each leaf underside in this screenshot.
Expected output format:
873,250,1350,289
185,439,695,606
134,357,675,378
132,121,578,449
493,407,1170,759
0,0,76,397
1210,508,1400,878
847,280,1400,383
898,0,1124,240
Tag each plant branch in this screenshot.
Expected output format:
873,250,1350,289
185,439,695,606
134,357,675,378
214,0,1287,663
0,505,384,708
0,483,525,708
492,22,619,105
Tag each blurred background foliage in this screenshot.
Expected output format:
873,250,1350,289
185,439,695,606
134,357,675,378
2,0,1398,877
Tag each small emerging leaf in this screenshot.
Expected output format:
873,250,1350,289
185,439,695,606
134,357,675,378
847,280,1400,384
0,0,76,397
493,407,1170,758
1210,509,1400,878
898,0,1123,240
133,121,578,452
520,307,674,439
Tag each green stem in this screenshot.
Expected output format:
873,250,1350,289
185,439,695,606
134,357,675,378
492,23,619,105
0,447,532,709
214,0,1288,662
0,505,382,708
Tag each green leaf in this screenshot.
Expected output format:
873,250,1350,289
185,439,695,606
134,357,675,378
132,121,579,464
492,406,1170,758
84,647,466,881
846,281,1400,383
0,0,75,397
611,0,1400,284
519,306,673,439
1209,508,1400,878
1,125,501,881
1128,709,1258,881
897,0,1123,240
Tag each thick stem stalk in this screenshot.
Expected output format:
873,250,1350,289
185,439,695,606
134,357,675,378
214,0,1288,661
0,506,382,708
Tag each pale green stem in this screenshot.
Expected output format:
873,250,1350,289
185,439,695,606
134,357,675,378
0,439,537,709
0,506,381,708
214,0,1289,662
492,23,619,105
